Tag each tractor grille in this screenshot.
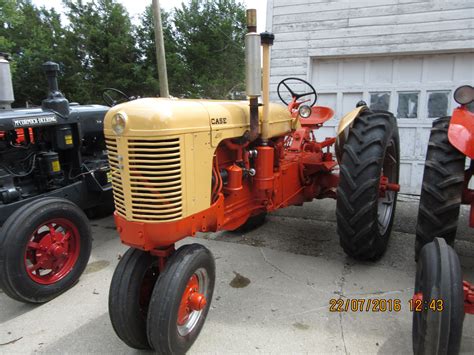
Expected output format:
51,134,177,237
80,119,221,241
105,137,183,222
105,138,127,217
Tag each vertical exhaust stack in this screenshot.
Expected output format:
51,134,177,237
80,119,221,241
0,53,14,110
245,9,261,141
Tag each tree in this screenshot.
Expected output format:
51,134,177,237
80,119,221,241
3,1,65,106
135,5,188,97
1,0,248,105
173,0,246,99
62,0,140,103
0,0,24,56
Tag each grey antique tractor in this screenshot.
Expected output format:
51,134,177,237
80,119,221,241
0,53,117,303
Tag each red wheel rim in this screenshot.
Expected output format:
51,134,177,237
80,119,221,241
177,269,208,336
24,218,81,285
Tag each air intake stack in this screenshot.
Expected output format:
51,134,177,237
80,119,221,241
42,61,70,117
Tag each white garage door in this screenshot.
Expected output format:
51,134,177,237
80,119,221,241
310,53,474,194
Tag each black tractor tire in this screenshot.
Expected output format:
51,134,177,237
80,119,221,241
232,212,267,233
0,197,91,303
412,238,464,355
109,248,160,350
147,244,215,354
415,116,465,260
336,109,400,260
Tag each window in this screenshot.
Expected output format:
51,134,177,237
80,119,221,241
427,91,450,118
397,92,419,118
370,92,390,111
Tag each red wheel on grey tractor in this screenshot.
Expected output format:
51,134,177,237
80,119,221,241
415,116,465,260
147,244,215,354
0,197,91,303
109,248,160,349
336,109,400,260
412,238,464,355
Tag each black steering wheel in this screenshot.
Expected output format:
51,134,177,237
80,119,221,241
102,88,131,107
277,77,317,107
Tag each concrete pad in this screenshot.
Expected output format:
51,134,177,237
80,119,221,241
0,198,473,354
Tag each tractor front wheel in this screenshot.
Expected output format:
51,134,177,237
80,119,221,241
0,197,91,303
412,238,464,355
109,248,160,350
336,109,400,260
147,244,215,354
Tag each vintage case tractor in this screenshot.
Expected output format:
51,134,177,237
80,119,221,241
0,54,117,303
105,10,400,353
412,85,474,355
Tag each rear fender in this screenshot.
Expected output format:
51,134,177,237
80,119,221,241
448,106,474,159
335,106,367,162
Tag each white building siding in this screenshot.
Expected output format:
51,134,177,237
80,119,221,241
267,0,474,194
268,0,474,96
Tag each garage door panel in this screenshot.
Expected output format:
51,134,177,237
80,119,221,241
415,128,431,159
342,93,363,115
399,162,413,193
318,93,337,110
368,59,394,84
399,127,416,158
395,57,423,83
310,52,474,194
453,54,474,82
314,61,338,86
424,55,455,83
342,61,365,85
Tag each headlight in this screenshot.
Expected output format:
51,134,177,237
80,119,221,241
298,105,312,118
454,85,474,105
112,113,127,135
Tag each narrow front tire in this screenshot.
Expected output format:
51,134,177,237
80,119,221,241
147,244,215,354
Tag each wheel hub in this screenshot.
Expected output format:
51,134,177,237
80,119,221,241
24,219,80,285
377,139,399,235
176,268,210,337
177,275,207,326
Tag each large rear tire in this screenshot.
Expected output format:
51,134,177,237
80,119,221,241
337,109,400,260
415,116,465,260
232,212,267,233
0,197,91,303
412,238,464,355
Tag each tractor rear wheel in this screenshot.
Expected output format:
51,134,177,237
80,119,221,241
337,109,400,260
233,212,267,233
109,248,160,349
415,116,465,260
412,238,464,355
147,244,215,354
0,197,91,303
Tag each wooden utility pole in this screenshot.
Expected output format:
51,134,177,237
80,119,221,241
152,0,169,98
